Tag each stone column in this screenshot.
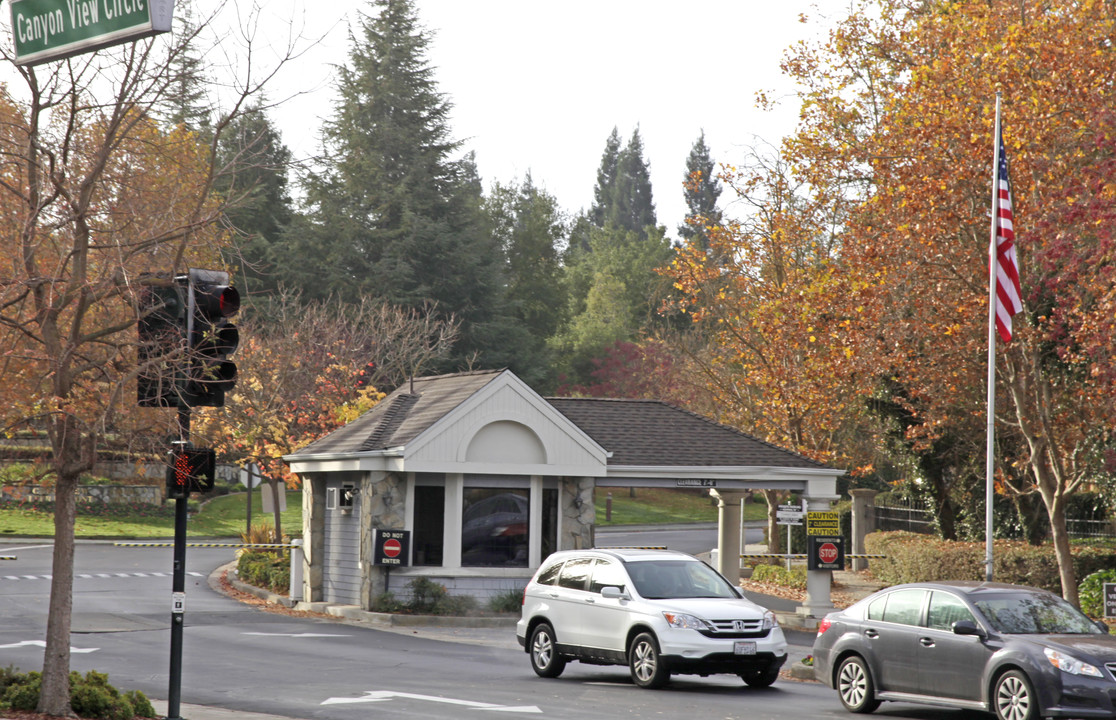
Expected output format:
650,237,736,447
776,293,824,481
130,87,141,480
711,490,748,585
302,474,326,602
798,495,840,621
560,477,595,551
849,489,879,572
360,472,406,609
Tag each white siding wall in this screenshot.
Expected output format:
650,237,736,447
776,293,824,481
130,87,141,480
323,489,361,605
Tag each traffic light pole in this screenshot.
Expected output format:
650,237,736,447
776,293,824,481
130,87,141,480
168,404,190,720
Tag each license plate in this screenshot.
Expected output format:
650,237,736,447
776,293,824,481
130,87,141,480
734,641,757,655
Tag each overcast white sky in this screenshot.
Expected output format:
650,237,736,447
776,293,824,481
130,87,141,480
2,1,832,234
248,0,830,233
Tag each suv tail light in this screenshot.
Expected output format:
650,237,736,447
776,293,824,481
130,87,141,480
816,617,832,636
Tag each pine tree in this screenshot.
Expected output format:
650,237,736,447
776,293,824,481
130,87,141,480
589,127,622,229
159,0,212,133
276,0,522,371
214,104,293,299
486,174,567,388
586,127,657,241
679,130,722,250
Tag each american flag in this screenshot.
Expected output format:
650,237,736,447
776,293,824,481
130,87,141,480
993,130,1022,342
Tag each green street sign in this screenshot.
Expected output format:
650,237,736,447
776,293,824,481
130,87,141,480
10,0,173,66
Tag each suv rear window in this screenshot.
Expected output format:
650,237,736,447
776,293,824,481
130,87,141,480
557,557,593,590
535,560,563,586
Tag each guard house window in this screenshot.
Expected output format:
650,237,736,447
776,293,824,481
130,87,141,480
413,485,444,566
461,488,529,567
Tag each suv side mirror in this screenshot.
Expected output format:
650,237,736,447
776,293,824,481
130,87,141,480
601,586,630,600
952,620,986,639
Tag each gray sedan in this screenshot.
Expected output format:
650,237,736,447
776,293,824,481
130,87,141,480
812,580,1116,720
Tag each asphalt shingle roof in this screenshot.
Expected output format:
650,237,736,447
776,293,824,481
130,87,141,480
295,369,503,456
292,370,828,471
545,397,826,468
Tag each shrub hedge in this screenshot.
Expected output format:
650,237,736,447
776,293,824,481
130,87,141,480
0,668,155,719
864,531,1116,595
236,550,290,593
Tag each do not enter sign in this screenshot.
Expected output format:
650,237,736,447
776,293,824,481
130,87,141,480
373,529,411,566
808,535,845,570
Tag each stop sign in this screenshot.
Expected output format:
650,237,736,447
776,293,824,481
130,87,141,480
383,538,402,558
819,542,838,564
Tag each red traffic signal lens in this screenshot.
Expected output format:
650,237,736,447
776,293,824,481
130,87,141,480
218,286,240,317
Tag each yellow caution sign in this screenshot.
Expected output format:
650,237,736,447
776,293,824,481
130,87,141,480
806,511,841,536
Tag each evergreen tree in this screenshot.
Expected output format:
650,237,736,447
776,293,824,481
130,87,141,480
486,174,567,389
679,130,722,250
159,0,212,132
585,127,657,241
608,128,657,239
588,127,622,229
275,0,522,371
214,103,293,299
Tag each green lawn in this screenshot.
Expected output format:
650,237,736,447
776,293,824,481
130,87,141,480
0,487,768,538
595,487,770,526
0,492,302,539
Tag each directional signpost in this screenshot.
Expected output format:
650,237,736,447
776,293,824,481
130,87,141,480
775,500,806,570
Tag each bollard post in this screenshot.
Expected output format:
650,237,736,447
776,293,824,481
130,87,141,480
289,538,304,602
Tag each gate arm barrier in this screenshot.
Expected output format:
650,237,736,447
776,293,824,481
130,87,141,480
113,542,293,549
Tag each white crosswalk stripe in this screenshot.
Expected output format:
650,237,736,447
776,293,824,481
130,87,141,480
1,571,204,582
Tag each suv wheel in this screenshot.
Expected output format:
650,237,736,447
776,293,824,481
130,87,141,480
629,632,670,689
740,664,780,688
529,623,566,678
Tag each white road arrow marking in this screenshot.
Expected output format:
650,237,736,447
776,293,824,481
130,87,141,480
321,690,541,713
0,640,98,653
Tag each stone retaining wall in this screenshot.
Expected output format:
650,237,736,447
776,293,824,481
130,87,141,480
0,484,164,505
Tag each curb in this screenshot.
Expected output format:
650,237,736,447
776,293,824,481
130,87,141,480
787,662,816,681
218,563,517,629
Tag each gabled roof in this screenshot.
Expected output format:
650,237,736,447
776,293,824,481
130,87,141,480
545,397,826,469
287,370,836,483
295,369,504,456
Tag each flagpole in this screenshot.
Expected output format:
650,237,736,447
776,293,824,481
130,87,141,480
984,92,1002,583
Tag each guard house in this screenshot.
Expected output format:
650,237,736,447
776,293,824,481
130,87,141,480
285,369,843,616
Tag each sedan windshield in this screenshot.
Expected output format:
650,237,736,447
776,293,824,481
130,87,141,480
625,560,737,600
973,592,1102,635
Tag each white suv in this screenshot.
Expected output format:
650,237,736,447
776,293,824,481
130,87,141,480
516,548,787,688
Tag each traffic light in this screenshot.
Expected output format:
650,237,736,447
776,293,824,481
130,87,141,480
166,443,216,498
137,280,186,407
184,269,240,407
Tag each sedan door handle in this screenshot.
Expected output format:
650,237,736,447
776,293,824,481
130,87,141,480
864,629,879,639
919,637,935,647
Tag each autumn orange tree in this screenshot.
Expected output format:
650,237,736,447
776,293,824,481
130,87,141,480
0,7,303,713
665,150,867,550
772,0,1116,603
192,293,458,539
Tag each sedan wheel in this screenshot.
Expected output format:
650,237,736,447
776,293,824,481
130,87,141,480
994,670,1037,720
836,655,880,713
529,623,566,678
629,632,670,688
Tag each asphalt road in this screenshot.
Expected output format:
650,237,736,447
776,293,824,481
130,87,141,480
0,536,964,720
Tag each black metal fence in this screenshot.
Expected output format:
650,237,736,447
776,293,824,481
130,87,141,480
873,498,1116,540
874,498,935,535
